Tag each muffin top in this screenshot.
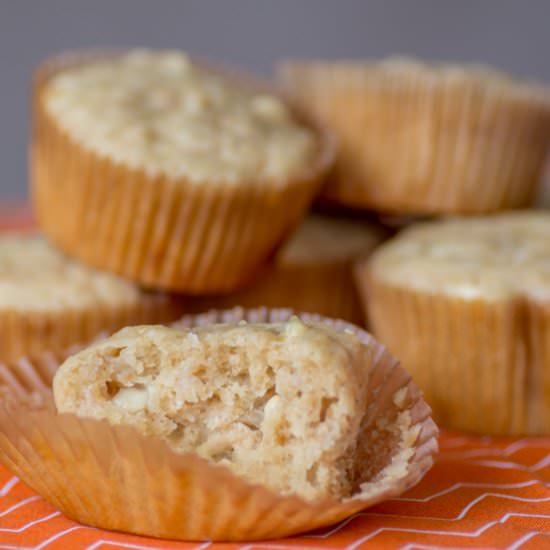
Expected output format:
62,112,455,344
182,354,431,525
366,212,550,301
281,214,383,266
280,56,549,100
44,50,319,185
0,236,147,312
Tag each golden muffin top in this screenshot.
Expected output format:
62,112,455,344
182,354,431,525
366,212,550,301
44,50,319,185
0,235,147,311
279,56,549,100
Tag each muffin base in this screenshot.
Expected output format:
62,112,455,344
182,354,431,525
0,308,437,541
362,273,550,435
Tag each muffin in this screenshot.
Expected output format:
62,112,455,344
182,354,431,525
357,211,550,435
279,57,550,215
32,49,333,293
0,308,437,540
188,214,385,324
0,235,182,362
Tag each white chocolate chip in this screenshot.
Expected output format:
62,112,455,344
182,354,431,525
113,386,148,412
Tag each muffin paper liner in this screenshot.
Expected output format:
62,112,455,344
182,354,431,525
360,270,550,436
31,52,335,293
188,262,366,326
279,61,550,215
0,307,437,541
0,296,184,364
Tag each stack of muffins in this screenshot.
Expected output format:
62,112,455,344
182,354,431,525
5,48,550,440
0,50,443,541
17,47,381,366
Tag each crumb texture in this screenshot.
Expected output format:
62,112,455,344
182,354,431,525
53,320,373,500
45,50,318,184
0,236,144,311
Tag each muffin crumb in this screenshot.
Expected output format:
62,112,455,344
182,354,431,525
53,321,374,500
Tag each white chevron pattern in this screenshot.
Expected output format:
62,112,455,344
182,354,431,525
470,452,550,471
439,439,550,459
0,478,19,497
0,512,60,533
1,436,550,548
394,480,550,503
85,541,200,550
508,531,550,550
239,545,331,550
304,494,550,545
0,497,41,518
33,525,90,548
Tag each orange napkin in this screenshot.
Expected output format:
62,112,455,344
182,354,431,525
1,432,550,549
0,203,34,231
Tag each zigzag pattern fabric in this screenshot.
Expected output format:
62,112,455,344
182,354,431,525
1,432,550,548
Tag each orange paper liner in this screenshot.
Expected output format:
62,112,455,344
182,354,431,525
31,51,335,293
359,270,550,436
279,61,550,215
0,295,184,364
188,262,366,326
0,307,437,541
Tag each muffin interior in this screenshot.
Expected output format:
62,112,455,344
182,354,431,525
53,319,372,500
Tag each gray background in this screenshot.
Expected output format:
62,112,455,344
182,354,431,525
1,0,549,200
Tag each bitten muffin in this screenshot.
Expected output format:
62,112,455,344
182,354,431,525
53,318,375,501
32,49,333,293
2,308,437,540
279,57,550,215
357,211,550,435
189,214,384,324
0,235,182,362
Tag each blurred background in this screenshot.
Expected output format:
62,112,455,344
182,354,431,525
0,0,548,200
